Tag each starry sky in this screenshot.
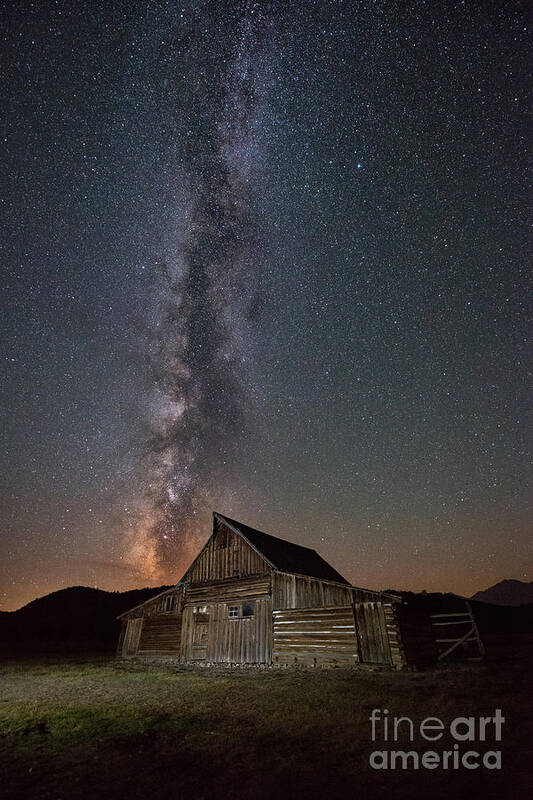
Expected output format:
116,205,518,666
1,0,531,610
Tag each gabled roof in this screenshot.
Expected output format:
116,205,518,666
216,512,349,585
117,585,180,620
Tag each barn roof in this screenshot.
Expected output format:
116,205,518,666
215,512,349,584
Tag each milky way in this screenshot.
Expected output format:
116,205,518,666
124,3,274,579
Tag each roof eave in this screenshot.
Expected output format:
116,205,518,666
116,585,181,620
272,569,402,600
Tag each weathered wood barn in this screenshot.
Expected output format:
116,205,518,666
118,512,407,667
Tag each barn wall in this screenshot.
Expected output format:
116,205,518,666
351,586,392,603
272,572,384,610
187,521,270,583
272,572,354,610
122,617,143,656
119,585,185,657
137,615,182,656
181,596,272,664
383,601,407,669
354,601,393,665
272,606,359,666
120,585,185,621
116,621,127,656
186,574,271,604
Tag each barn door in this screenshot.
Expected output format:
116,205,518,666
123,618,143,656
354,602,392,665
191,612,209,660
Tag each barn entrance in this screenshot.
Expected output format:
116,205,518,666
191,611,210,660
354,602,392,665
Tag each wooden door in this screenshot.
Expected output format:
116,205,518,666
191,612,209,660
354,602,392,665
123,618,143,656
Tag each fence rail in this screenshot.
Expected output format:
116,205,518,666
430,602,485,661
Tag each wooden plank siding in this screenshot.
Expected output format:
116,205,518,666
122,617,143,656
119,585,185,621
186,521,270,583
354,602,392,665
383,601,407,669
187,575,271,603
118,574,403,666
181,597,272,664
116,621,127,656
273,606,359,666
272,571,387,610
137,616,182,656
118,586,184,657
273,573,352,610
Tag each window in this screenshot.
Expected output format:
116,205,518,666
164,595,175,613
193,606,207,614
228,603,254,619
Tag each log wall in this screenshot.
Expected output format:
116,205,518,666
119,586,185,657
272,605,359,666
137,615,182,656
187,575,271,604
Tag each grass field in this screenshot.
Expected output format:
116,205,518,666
1,637,532,800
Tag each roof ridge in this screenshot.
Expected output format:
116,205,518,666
215,512,317,552
214,511,349,585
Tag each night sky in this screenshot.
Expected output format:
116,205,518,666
1,0,531,611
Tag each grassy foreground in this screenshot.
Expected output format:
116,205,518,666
1,640,532,800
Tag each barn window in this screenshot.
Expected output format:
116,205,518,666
242,603,254,618
164,595,175,612
228,605,239,619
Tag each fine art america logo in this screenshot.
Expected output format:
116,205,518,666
369,709,505,770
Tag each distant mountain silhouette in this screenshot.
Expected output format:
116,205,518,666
0,585,171,656
472,580,533,606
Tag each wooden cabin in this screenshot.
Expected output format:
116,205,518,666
117,512,407,668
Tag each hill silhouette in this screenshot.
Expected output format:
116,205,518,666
472,579,533,606
0,585,171,656
1,584,532,657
